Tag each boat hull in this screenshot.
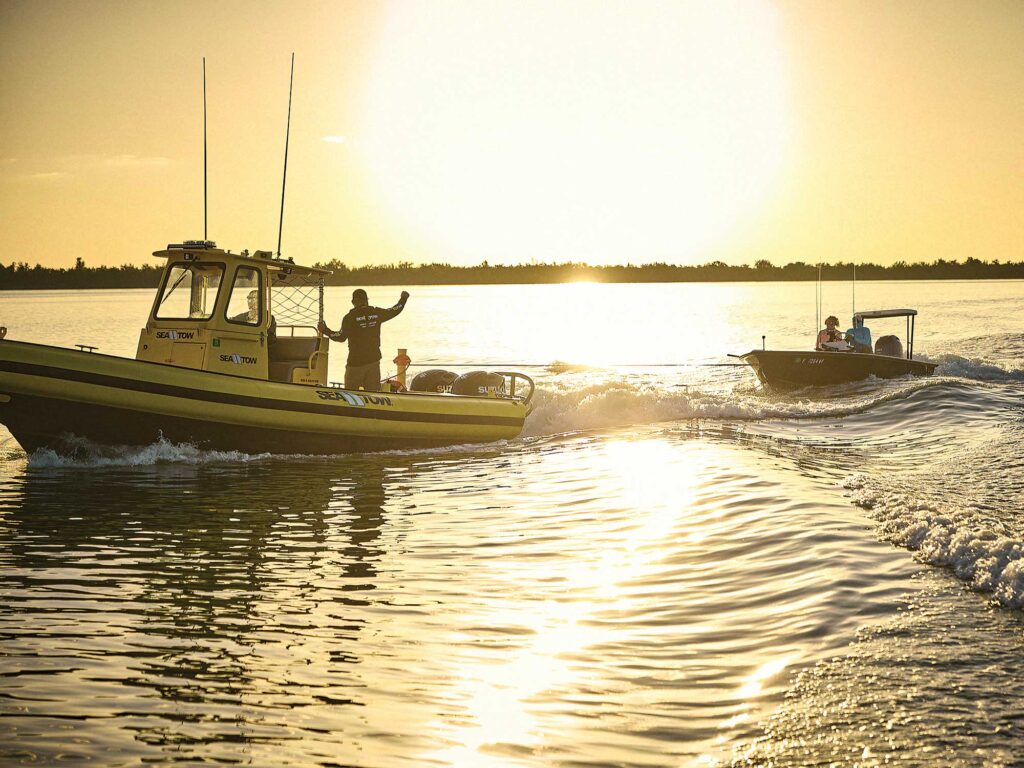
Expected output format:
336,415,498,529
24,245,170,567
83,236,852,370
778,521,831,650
0,341,528,455
740,350,937,391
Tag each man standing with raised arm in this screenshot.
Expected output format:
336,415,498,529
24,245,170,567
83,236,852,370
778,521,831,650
318,289,409,391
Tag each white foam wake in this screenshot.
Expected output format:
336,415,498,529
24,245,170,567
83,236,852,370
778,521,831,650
27,435,271,468
922,352,1024,382
521,376,953,438
844,475,1024,610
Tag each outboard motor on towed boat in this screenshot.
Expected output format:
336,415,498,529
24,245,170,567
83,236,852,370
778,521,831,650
409,369,458,393
875,335,903,357
451,371,506,397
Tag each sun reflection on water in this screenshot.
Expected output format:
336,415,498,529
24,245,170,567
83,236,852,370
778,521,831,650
421,439,701,764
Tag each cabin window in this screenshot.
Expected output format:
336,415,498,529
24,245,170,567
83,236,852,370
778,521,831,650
225,267,263,327
155,262,225,320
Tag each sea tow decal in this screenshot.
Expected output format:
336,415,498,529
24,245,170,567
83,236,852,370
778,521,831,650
315,390,365,405
219,354,257,365
155,330,195,340
316,390,393,407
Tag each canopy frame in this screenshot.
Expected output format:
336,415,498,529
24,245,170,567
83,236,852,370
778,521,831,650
853,309,917,359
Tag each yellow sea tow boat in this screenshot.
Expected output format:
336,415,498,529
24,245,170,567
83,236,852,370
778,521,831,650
0,242,533,454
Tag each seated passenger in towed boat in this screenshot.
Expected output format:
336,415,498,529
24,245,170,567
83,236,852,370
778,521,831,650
816,315,852,352
845,316,872,353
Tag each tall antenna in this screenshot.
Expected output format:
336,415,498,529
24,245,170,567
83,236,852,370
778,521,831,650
816,263,821,335
852,263,856,315
203,57,208,240
276,52,295,257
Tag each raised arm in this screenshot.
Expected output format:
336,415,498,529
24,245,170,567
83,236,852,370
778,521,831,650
380,291,410,322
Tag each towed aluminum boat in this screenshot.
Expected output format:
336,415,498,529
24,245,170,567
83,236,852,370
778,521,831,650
737,308,937,390
0,242,533,455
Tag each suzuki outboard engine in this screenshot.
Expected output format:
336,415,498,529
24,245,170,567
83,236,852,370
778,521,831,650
875,335,903,357
451,371,506,397
409,369,458,393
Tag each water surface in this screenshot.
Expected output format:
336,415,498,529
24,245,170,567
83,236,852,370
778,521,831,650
1,280,1022,766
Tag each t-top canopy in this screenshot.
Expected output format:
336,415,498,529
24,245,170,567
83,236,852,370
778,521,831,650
854,308,918,320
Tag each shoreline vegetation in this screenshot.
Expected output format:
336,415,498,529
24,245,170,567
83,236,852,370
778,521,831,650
1,256,1022,290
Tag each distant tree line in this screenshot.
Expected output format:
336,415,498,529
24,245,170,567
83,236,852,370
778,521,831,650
0,257,163,290
312,257,1024,285
2,256,1022,290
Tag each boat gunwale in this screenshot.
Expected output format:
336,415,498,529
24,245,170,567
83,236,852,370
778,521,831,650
739,349,938,369
0,338,530,405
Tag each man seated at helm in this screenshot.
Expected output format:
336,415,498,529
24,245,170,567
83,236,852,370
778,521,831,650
845,315,872,353
816,315,851,351
231,289,276,339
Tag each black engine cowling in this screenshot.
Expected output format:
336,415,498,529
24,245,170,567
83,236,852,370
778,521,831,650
409,369,458,393
875,335,903,357
451,371,506,397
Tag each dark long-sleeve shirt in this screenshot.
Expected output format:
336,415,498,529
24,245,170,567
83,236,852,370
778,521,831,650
334,295,407,366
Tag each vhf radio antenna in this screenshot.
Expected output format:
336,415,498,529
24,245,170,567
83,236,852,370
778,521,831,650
203,57,208,240
276,53,295,257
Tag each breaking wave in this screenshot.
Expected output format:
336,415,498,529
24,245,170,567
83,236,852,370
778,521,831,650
844,474,1024,610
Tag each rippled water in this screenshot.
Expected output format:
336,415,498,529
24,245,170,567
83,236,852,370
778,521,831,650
0,280,1022,766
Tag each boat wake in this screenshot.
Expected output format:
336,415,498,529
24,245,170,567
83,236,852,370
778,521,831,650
922,351,1024,382
521,375,1003,438
26,435,272,469
845,474,1024,610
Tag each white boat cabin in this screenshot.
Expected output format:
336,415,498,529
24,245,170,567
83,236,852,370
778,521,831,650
136,241,331,384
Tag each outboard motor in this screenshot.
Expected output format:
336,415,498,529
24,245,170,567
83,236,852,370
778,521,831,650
875,335,903,357
409,369,458,393
451,370,506,397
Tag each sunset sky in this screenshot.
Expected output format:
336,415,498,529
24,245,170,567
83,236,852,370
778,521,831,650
2,0,1022,269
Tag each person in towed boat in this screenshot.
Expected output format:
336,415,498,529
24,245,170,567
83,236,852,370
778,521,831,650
816,315,850,351
845,315,873,353
318,289,410,391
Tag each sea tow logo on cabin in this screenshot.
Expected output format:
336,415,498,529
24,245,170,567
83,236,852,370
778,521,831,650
155,330,195,340
219,353,257,365
316,390,393,407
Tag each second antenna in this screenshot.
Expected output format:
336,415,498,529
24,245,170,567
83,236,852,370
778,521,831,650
277,53,295,257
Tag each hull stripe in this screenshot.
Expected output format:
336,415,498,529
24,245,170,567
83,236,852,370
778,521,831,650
0,360,523,427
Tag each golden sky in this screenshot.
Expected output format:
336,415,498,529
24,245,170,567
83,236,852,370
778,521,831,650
2,0,1022,268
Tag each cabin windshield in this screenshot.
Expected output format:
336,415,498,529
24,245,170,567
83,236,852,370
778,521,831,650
156,262,224,320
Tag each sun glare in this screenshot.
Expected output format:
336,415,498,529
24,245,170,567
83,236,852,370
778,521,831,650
420,440,700,765
358,0,791,265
